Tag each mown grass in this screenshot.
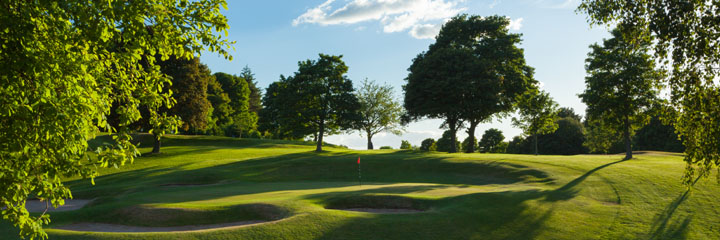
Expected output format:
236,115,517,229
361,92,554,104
1,135,719,239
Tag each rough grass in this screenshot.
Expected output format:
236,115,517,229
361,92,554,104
1,135,719,239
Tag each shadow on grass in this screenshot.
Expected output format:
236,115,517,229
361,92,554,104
646,176,701,240
544,159,626,202
304,188,555,240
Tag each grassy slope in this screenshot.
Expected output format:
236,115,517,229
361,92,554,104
1,135,719,240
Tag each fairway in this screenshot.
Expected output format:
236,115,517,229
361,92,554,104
1,135,718,240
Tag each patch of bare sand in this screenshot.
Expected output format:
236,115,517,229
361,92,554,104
54,220,267,233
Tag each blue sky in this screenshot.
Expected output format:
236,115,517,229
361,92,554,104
200,0,611,149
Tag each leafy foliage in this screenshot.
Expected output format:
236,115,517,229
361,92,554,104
634,116,684,153
462,136,479,153
260,54,360,152
404,15,536,153
400,140,412,150
213,72,257,137
478,129,505,153
578,0,720,183
0,0,232,238
437,130,461,153
420,138,437,151
159,56,212,133
579,28,663,160
354,79,404,150
240,66,263,115
512,90,559,155
583,118,619,154
537,117,588,155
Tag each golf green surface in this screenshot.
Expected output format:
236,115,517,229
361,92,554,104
1,135,719,239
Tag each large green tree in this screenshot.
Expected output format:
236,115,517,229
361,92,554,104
0,1,232,238
213,72,257,137
440,15,536,153
264,54,360,152
512,91,559,155
354,79,404,150
206,74,234,136
478,128,505,153
579,28,663,160
161,57,212,133
404,15,536,153
240,66,263,115
578,0,720,183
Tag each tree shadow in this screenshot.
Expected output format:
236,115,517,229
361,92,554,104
544,159,626,202
646,176,701,240
308,188,554,240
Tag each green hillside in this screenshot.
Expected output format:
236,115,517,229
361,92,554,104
2,135,718,239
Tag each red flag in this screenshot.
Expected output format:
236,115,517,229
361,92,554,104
357,157,360,164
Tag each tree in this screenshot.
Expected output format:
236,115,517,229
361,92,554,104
557,107,582,122
214,72,257,137
160,57,212,133
206,75,234,136
507,136,528,154
354,79,404,149
537,116,588,155
264,54,360,152
634,116,684,153
578,0,720,183
513,91,559,155
400,140,412,150
437,130,461,153
0,1,232,238
584,118,618,154
462,136,479,153
420,138,437,151
404,15,536,153
240,66,263,115
478,129,505,153
579,28,663,160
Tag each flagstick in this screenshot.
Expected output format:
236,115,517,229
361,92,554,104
358,159,362,187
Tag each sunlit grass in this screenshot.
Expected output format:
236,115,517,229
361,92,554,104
1,135,718,239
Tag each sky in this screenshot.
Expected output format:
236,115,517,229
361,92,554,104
200,0,612,150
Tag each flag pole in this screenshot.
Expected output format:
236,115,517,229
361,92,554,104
357,156,362,187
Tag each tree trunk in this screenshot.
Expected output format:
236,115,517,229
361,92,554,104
449,121,458,153
465,121,478,153
624,117,632,160
366,132,374,150
313,133,317,142
316,120,324,152
152,134,161,154
534,133,538,156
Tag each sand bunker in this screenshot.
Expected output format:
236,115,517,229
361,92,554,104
335,208,424,214
54,220,267,233
26,199,91,213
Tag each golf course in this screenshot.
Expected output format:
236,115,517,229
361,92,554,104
1,135,717,239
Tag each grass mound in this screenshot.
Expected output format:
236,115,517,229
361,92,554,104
1,135,718,239
90,204,288,227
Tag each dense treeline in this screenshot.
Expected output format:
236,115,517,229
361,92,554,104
152,15,682,156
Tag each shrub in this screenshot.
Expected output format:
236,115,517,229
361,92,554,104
400,140,412,150
436,130,460,153
420,138,437,151
379,146,393,149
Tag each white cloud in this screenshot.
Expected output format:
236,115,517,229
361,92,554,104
508,17,523,31
409,24,442,39
293,0,467,39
